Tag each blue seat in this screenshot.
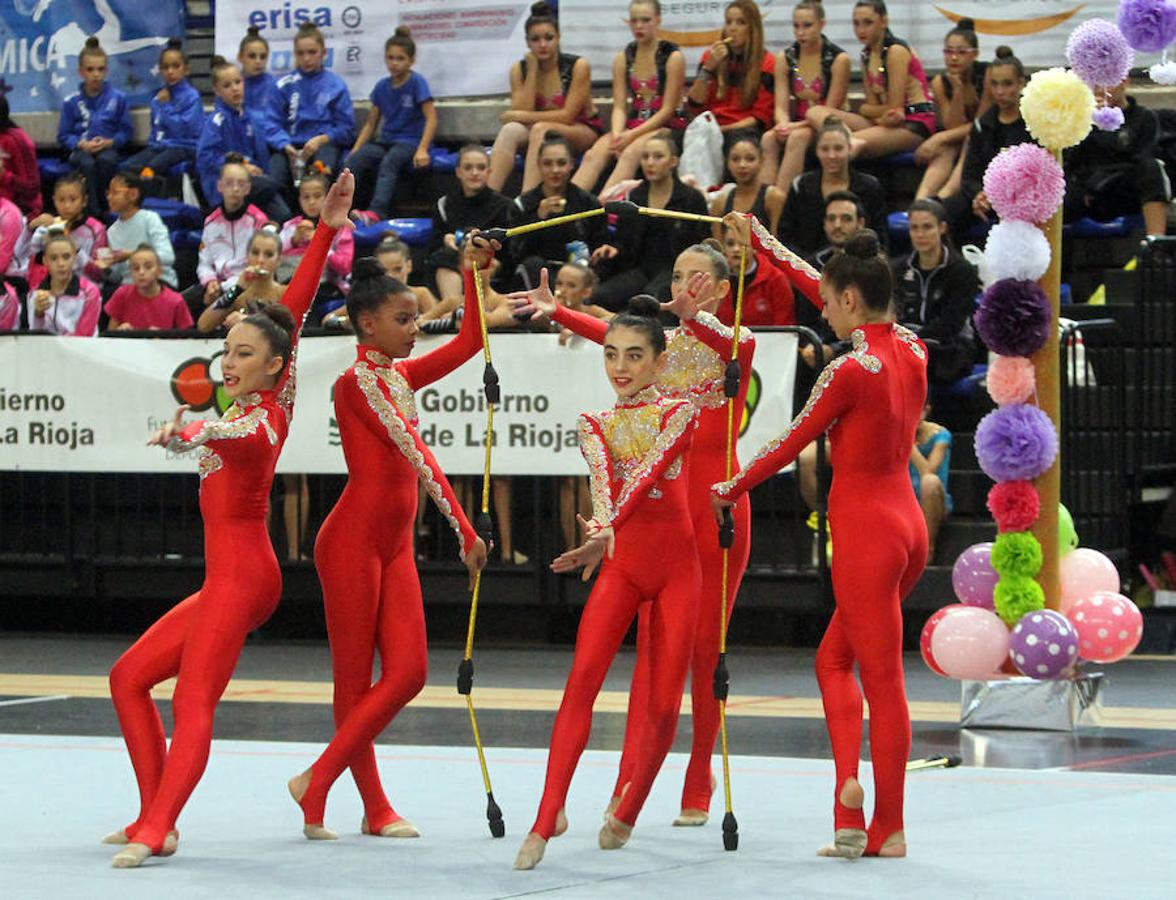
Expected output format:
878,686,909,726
430,147,459,173
317,297,346,314
352,217,434,250
888,211,909,247
931,363,988,400
108,198,203,230
170,229,203,251
38,158,72,181
1063,214,1145,238
167,160,195,178
874,151,917,167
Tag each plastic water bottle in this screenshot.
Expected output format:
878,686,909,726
292,155,306,188
566,240,589,264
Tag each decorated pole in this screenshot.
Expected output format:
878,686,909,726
1033,187,1062,609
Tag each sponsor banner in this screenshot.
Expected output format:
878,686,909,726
213,0,531,101
561,0,1120,76
0,0,184,114
0,330,797,475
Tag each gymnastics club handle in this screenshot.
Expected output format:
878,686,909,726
905,755,962,771
712,651,730,701
719,506,735,550
486,792,505,838
722,811,739,851
723,359,741,400
474,512,493,547
483,362,501,405
457,657,474,695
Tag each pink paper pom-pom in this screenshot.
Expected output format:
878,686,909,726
983,144,1067,224
987,355,1037,405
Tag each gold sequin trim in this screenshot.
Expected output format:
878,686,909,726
660,329,726,408
610,400,695,521
749,215,822,284
849,329,882,373
893,323,927,360
196,447,223,480
694,310,753,345
577,415,615,523
375,363,418,425
169,403,271,452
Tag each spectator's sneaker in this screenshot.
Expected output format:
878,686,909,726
349,209,380,226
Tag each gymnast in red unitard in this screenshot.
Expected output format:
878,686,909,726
105,171,355,869
712,226,928,860
513,295,701,870
286,237,493,840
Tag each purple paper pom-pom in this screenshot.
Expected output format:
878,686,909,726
1067,19,1134,87
1118,0,1176,53
1093,104,1127,131
975,279,1052,357
975,404,1059,483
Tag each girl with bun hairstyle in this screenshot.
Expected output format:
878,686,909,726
122,40,204,178
511,294,701,870
238,27,286,150
488,2,602,193
287,237,492,840
104,171,356,869
713,225,928,861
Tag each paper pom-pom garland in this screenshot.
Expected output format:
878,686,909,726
993,574,1046,626
982,145,1066,224
1117,0,1176,52
975,404,1059,483
992,531,1044,577
984,221,1052,282
1093,105,1127,131
987,481,1041,532
975,279,1051,357
1067,19,1135,87
1151,59,1176,84
987,354,1036,405
1020,67,1095,150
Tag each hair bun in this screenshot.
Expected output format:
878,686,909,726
211,54,228,67
166,37,183,50
957,17,975,31
626,294,661,319
84,35,100,48
843,230,881,259
246,25,262,37
994,45,1013,59
353,257,387,282
394,25,412,38
530,1,553,15
258,303,295,335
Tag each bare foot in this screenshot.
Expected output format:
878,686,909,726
361,815,419,838
839,776,865,810
513,832,547,870
874,830,907,858
111,842,152,868
598,814,632,850
553,808,568,837
288,770,337,840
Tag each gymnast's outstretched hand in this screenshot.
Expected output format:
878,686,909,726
147,405,190,448
552,515,615,581
320,169,355,229
661,271,712,322
505,267,558,319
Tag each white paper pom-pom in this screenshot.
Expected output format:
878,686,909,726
985,221,1051,282
1150,60,1176,85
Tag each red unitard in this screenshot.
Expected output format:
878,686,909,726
530,388,700,838
552,303,754,813
714,321,929,852
108,222,337,854
296,269,485,830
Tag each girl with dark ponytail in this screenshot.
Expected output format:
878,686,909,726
121,39,204,179
286,235,494,841
0,95,42,217
713,224,929,861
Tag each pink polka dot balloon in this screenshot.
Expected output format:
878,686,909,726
1009,610,1079,679
921,604,968,676
1068,591,1144,663
1059,548,1121,614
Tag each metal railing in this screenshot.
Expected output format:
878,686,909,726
1133,236,1176,493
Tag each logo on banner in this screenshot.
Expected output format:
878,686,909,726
933,3,1086,35
170,354,231,415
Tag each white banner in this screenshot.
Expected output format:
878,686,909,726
213,0,532,101
0,331,797,475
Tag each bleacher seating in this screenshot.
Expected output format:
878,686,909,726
352,218,434,250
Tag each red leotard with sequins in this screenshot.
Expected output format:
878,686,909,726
552,305,753,813
530,388,700,838
293,270,485,830
108,223,336,854
714,322,928,852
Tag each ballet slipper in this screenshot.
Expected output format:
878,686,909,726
598,814,632,850
602,781,629,823
513,832,547,870
361,815,419,838
674,772,717,826
104,828,178,855
111,842,152,869
101,829,129,845
288,771,337,841
866,831,907,858
553,808,568,838
817,828,868,859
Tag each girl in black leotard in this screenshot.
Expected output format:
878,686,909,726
710,130,784,235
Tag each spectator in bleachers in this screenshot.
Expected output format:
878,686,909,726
427,145,512,302
716,220,796,325
0,195,24,281
192,154,268,310
268,23,356,197
1063,79,1171,237
58,37,132,214
198,58,291,224
279,171,354,301
488,1,602,194
323,231,439,330
99,171,177,288
20,173,108,289
570,0,687,195
915,18,990,201
893,198,979,385
121,39,203,181
941,47,1029,244
684,1,775,136
710,131,785,234
508,133,606,289
0,282,15,331
806,0,935,160
0,97,42,218
238,27,285,148
589,129,709,310
103,244,191,330
909,401,952,563
811,189,866,271
25,234,101,336
347,27,437,219
760,1,850,193
778,116,887,256
196,227,285,332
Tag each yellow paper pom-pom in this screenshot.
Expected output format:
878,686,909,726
1020,67,1094,150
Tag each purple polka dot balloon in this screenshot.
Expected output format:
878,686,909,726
952,542,998,609
1009,609,1079,679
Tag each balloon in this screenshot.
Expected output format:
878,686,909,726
930,606,1011,680
1068,592,1144,663
1009,610,1079,679
1058,503,1078,556
952,542,998,609
1059,548,1120,613
920,604,968,676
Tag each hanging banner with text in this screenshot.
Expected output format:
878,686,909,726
0,330,797,475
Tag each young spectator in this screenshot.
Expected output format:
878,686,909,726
710,131,785,234
348,27,437,218
269,23,357,196
100,172,177,288
915,18,989,200
104,245,191,330
197,58,292,223
942,46,1029,244
279,171,354,299
893,198,979,384
0,97,42,217
508,133,606,289
121,39,203,179
197,227,284,332
807,0,935,159
760,1,850,191
488,1,602,193
193,155,269,310
685,1,775,134
0,195,24,280
716,222,796,326
19,173,108,289
238,27,286,149
1064,79,1171,237
26,234,101,336
909,402,952,563
427,145,512,302
0,282,15,331
571,0,687,194
324,232,437,331
590,129,709,309
58,37,131,213
778,116,887,256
